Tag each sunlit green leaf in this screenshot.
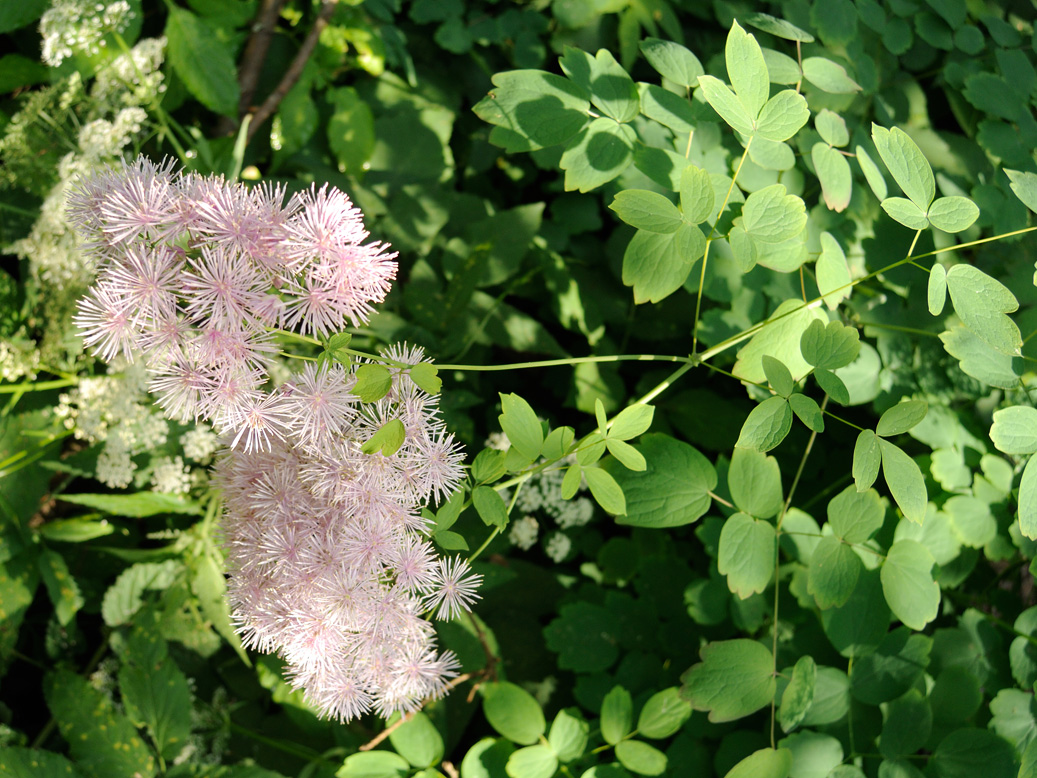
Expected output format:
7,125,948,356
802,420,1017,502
728,447,783,519
610,190,682,233
808,536,861,609
927,196,979,233
813,143,853,213
640,38,704,86
879,440,927,524
680,639,775,723
881,540,940,630
718,512,776,598
872,125,935,209
601,686,633,745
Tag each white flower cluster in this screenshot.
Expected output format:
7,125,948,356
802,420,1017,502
151,455,192,495
40,0,133,67
182,425,220,465
508,515,539,550
0,339,41,382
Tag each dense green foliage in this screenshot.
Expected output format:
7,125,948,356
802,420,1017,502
4,1,1037,777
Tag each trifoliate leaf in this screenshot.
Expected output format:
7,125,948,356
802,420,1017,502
876,400,928,437
736,396,792,452
789,393,824,432
353,363,393,402
361,419,405,456
853,430,881,492
927,196,979,233
872,125,935,209
718,512,776,599
610,190,683,234
498,393,544,460
881,540,940,630
680,639,776,723
879,440,927,524
928,264,947,315
728,447,783,519
725,21,770,118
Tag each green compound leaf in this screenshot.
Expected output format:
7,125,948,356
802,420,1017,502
736,396,792,452
166,7,240,117
601,685,633,745
758,49,799,83
59,492,202,518
584,466,626,515
409,362,442,395
1019,454,1037,540
881,540,940,630
857,145,888,201
743,12,814,42
639,38,704,87
872,125,935,209
741,184,807,243
929,728,1018,778
876,400,928,437
718,512,777,599
828,485,884,543
853,430,882,492
945,264,1022,356
814,369,850,405
728,447,783,519
498,392,544,460
44,669,156,778
762,355,794,397
940,325,1019,389
1006,169,1037,214
353,363,393,402
339,751,409,777
881,197,929,230
808,536,862,609
778,655,817,733
606,434,715,528
622,222,706,304
606,439,647,471
473,69,590,152
506,745,557,778
680,164,715,224
482,682,546,745
615,740,668,776
822,568,891,658
927,196,979,233
37,549,83,627
725,20,769,118
928,264,947,315
559,47,639,123
472,486,508,529
639,83,696,135
777,732,844,778
749,136,795,171
813,143,853,213
361,419,406,456
789,394,824,433
548,708,589,762
816,110,849,147
944,495,995,548
542,427,575,460
327,86,375,175
118,627,192,762
816,232,852,309
802,57,861,93
637,688,692,739
697,75,755,136
723,748,793,778
609,403,655,441
544,602,619,672
610,190,682,233
680,638,776,723
879,439,927,524
801,320,860,370
989,406,1037,455
560,117,635,192
756,90,809,142
101,560,182,627
0,747,85,778
850,628,930,705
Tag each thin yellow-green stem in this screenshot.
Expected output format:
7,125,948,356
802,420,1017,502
693,136,754,356
770,396,828,748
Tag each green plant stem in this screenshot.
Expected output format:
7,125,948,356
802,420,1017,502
228,721,332,764
770,395,827,748
434,354,694,372
0,377,77,394
693,135,754,356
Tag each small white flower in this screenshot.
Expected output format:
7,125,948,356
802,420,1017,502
545,531,572,563
509,515,539,550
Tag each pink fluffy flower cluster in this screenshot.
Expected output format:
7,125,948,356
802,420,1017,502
68,156,480,721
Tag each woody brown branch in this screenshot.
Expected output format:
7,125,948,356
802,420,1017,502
216,0,287,137
245,0,339,145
